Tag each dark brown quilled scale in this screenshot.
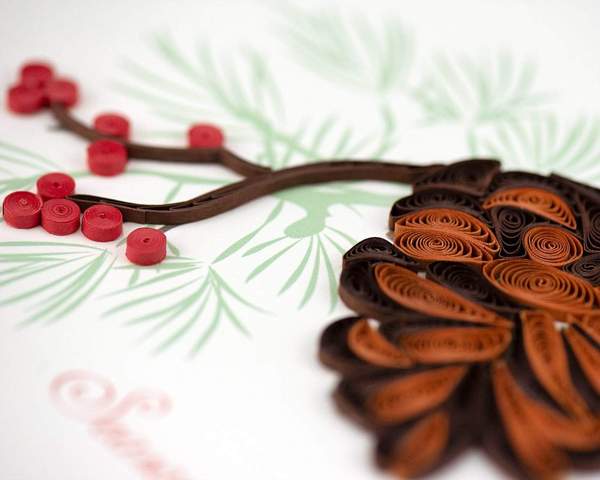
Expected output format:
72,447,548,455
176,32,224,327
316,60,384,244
566,253,600,286
342,237,421,271
490,206,542,258
426,261,520,316
388,188,487,230
412,158,501,197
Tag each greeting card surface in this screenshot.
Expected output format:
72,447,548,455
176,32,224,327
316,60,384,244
2,1,600,479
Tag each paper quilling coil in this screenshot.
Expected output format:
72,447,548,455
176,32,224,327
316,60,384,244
483,187,577,229
520,310,589,417
393,208,499,264
491,361,569,478
482,259,599,315
567,253,600,286
367,365,468,424
41,198,81,235
426,262,518,315
522,225,583,267
490,207,538,258
374,263,512,328
388,188,485,229
386,411,451,478
395,326,512,364
412,159,500,196
580,202,600,253
342,237,421,271
346,319,413,368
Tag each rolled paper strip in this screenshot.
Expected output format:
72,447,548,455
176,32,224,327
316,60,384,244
386,411,450,478
374,263,513,328
2,191,43,228
367,365,468,424
126,227,166,266
522,225,583,267
41,198,81,235
490,206,538,258
578,197,600,253
514,376,600,452
393,208,499,264
412,159,500,196
82,205,123,242
482,187,577,230
396,326,512,364
346,319,413,368
20,62,53,88
394,228,495,265
487,171,579,205
36,172,76,200
520,310,589,418
564,327,600,396
483,259,599,316
492,358,600,452
93,113,130,140
491,361,569,478
570,313,600,344
426,262,519,315
342,237,421,271
87,140,128,176
395,208,498,249
187,124,224,148
6,84,46,114
388,188,485,229
46,78,78,107
567,253,600,286
339,261,430,323
319,317,413,375
552,173,600,204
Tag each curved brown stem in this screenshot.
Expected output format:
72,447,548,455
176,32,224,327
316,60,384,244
68,161,443,224
50,103,271,177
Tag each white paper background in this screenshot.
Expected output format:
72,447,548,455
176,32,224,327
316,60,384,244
1,1,600,479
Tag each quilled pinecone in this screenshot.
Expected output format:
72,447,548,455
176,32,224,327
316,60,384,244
319,159,600,479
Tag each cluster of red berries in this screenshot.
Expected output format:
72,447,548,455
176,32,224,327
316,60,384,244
8,62,225,176
4,60,229,265
2,173,166,265
7,62,78,113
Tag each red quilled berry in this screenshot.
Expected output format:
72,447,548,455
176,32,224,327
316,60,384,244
2,191,43,228
87,140,128,176
188,124,224,148
94,113,130,140
41,198,81,235
82,205,123,242
126,227,167,266
46,78,78,107
7,84,46,114
20,62,54,89
36,172,76,201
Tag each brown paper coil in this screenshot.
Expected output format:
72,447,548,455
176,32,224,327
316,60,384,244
483,187,577,230
564,327,600,396
367,365,468,424
523,225,583,267
396,326,511,364
374,263,513,328
492,361,569,478
387,411,450,478
483,259,599,316
569,313,600,344
520,310,589,417
347,319,413,368
393,208,499,264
